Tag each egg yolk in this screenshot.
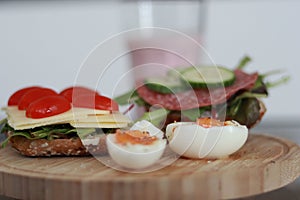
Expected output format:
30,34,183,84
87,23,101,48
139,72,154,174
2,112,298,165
115,129,158,145
196,117,225,128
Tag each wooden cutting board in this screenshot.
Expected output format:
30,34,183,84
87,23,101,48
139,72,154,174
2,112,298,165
0,134,299,200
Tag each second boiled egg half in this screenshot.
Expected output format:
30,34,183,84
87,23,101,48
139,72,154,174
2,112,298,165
166,118,248,159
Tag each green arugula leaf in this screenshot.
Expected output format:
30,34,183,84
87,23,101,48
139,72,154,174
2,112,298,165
229,92,267,107
226,91,267,128
181,107,209,121
1,132,33,148
0,118,7,133
137,108,170,127
236,55,252,70
265,76,290,89
114,90,145,106
227,97,261,128
0,123,80,147
76,128,97,139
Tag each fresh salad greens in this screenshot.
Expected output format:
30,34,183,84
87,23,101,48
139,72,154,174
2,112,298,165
0,118,115,147
114,56,289,128
236,55,252,69
181,107,210,121
138,108,170,128
114,90,146,106
0,119,78,147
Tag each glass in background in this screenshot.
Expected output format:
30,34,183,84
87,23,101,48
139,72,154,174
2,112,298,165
121,0,207,86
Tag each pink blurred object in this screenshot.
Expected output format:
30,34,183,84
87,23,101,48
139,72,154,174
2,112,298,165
123,1,207,86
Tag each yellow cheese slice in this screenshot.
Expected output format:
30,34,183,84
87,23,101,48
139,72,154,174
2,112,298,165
5,106,130,130
70,122,129,128
71,113,131,123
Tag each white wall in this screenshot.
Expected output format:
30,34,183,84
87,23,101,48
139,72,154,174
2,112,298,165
0,1,121,93
0,0,299,121
205,0,300,121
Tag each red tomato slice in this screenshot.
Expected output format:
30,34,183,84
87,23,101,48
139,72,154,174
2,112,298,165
8,86,41,106
26,95,71,119
72,94,119,111
18,88,57,110
59,86,100,103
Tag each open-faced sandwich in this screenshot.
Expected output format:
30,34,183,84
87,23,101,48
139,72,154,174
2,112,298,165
115,56,289,129
0,86,131,156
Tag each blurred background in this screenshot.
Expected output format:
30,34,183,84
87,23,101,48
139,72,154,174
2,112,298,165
0,0,299,129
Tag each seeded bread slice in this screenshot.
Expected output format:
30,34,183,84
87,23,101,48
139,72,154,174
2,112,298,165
9,136,107,157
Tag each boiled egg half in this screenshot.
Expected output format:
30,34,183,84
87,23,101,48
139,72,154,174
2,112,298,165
106,120,166,169
166,118,248,159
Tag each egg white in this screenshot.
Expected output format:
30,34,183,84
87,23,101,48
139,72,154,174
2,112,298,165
106,120,166,169
166,121,248,159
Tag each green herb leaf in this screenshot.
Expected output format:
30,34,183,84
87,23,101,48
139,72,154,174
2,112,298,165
227,97,261,128
265,76,290,89
230,92,267,106
181,107,209,121
0,118,7,134
226,90,267,128
137,108,170,127
76,128,97,139
259,69,286,79
114,90,142,105
236,55,252,70
1,132,40,148
0,123,81,147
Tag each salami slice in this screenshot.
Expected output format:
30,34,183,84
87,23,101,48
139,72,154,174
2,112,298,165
136,70,258,110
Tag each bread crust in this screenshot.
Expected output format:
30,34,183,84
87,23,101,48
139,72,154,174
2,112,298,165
9,135,108,157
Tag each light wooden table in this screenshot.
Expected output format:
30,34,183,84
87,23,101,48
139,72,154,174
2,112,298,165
0,120,299,200
242,120,300,200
